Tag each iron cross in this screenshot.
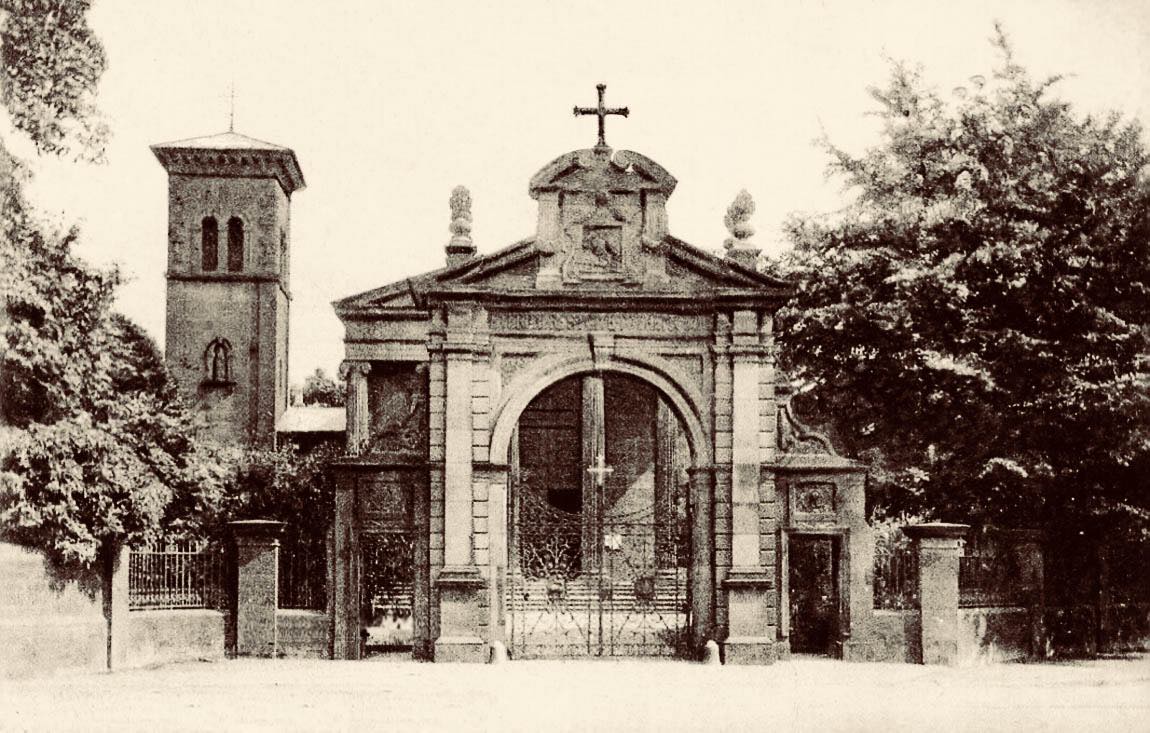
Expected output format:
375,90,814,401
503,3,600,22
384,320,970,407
586,452,615,488
574,83,629,149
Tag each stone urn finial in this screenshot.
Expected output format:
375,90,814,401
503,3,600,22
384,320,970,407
723,189,760,269
446,185,476,266
724,189,755,250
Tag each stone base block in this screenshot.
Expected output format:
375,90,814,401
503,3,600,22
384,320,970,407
434,636,488,663
723,636,778,665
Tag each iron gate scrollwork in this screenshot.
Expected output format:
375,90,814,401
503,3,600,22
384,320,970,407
506,477,691,658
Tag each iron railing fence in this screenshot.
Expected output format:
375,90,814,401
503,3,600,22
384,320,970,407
958,553,1028,608
278,535,328,611
129,541,228,611
873,531,918,610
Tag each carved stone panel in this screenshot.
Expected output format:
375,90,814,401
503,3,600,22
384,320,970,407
789,481,837,525
559,191,642,284
491,310,708,335
361,476,412,533
366,363,429,455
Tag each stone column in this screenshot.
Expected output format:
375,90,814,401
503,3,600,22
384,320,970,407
689,466,715,651
102,542,130,670
231,520,285,658
723,311,775,664
339,361,371,455
906,522,969,665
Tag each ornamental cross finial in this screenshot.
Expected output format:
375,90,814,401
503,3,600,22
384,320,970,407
574,83,629,149
586,452,614,488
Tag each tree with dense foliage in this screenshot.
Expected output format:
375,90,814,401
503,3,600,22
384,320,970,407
771,27,1150,536
302,367,344,407
0,1,232,576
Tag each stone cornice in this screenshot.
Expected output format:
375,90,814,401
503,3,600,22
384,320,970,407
167,271,292,302
151,146,305,196
416,289,788,316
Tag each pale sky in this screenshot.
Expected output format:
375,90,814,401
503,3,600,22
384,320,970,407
14,0,1150,383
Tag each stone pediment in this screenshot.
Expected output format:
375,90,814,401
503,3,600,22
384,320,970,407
333,146,792,319
333,235,790,317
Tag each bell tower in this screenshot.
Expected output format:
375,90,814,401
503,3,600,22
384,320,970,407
151,131,306,446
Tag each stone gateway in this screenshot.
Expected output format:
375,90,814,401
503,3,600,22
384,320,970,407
328,87,872,663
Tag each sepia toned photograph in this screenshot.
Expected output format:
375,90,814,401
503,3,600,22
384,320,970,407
0,0,1147,730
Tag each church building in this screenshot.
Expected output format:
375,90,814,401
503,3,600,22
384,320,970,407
325,86,872,663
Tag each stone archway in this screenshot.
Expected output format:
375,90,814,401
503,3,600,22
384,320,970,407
488,352,711,470
488,358,715,658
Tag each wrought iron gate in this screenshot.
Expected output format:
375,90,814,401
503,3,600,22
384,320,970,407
362,531,414,651
506,479,691,658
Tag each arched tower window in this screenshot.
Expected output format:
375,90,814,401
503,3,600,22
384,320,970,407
201,216,219,271
227,217,244,272
205,337,233,384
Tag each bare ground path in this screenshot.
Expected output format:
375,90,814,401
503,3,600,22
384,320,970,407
3,654,1148,732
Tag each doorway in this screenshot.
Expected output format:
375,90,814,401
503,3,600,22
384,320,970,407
788,534,841,655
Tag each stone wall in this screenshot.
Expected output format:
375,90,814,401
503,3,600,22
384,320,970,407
957,607,1034,663
860,610,921,663
277,610,328,657
1,543,233,678
0,543,107,679
125,609,227,668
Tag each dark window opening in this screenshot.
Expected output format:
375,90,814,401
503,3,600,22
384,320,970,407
227,217,244,272
201,216,218,271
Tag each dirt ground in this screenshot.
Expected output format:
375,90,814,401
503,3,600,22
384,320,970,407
2,654,1148,732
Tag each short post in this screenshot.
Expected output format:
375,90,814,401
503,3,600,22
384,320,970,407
905,522,969,665
230,520,285,657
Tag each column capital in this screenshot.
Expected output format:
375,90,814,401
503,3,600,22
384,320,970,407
338,360,372,380
729,344,767,360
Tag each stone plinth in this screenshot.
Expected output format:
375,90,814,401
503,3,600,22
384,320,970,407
723,569,777,664
231,520,284,657
905,522,969,665
434,566,487,663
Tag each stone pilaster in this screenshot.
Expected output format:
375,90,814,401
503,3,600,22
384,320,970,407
339,360,371,455
723,310,776,663
443,346,474,567
434,307,486,662
906,522,969,665
230,520,285,658
689,465,716,651
330,474,360,660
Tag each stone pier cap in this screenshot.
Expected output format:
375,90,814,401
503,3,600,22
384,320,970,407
229,519,286,540
904,522,970,541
